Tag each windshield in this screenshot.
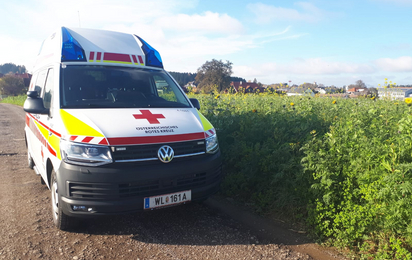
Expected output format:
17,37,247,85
60,65,191,109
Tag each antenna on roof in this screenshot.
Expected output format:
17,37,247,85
78,11,81,27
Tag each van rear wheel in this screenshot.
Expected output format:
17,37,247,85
51,170,71,230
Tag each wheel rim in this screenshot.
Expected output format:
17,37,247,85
51,179,59,220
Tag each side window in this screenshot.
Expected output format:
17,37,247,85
154,75,177,102
43,68,54,109
34,69,47,95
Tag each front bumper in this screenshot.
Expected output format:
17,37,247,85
56,151,222,217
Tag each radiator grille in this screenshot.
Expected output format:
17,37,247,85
112,140,206,162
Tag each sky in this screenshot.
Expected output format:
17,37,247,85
1,0,412,87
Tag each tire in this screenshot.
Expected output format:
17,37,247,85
27,149,34,169
51,170,72,230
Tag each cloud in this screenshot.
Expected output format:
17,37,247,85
375,56,412,72
155,11,244,34
247,2,327,24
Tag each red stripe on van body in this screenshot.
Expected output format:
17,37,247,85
99,138,108,145
89,52,95,61
27,113,62,138
132,55,137,63
96,52,102,61
82,136,94,143
47,143,57,157
138,55,144,64
107,132,205,145
104,53,132,63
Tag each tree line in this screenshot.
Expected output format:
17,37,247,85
0,63,28,96
0,63,27,74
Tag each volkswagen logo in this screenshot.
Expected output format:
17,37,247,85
158,145,174,163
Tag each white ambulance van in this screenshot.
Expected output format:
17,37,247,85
24,27,222,230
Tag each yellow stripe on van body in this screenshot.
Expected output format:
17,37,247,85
49,135,61,160
34,120,49,139
60,110,104,137
197,110,213,131
33,120,60,159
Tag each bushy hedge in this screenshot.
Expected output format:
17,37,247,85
192,92,412,259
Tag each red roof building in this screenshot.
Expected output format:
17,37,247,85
229,81,265,93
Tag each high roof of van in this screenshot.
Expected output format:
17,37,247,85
34,27,163,70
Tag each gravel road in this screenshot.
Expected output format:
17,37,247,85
0,103,344,260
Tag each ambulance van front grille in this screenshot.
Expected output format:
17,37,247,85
68,166,222,200
111,140,206,162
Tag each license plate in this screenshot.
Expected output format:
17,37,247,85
144,190,191,209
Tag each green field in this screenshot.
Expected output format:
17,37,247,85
0,95,26,106
4,92,412,258
192,92,412,259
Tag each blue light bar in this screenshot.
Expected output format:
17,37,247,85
134,35,163,68
61,27,86,62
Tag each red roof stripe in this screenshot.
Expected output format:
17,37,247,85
104,52,132,63
96,52,102,61
89,52,95,61
132,55,138,63
107,132,205,145
138,55,144,64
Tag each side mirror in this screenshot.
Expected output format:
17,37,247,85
189,98,200,110
23,91,49,115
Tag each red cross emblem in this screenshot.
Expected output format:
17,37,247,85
133,110,165,124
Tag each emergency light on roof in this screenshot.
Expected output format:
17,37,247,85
135,35,163,69
61,27,86,62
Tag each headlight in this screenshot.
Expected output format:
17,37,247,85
60,139,112,166
206,134,219,154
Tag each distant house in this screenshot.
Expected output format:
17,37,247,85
287,86,315,97
229,81,264,93
377,87,412,100
347,87,367,93
315,87,327,94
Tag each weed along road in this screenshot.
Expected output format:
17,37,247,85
0,103,344,260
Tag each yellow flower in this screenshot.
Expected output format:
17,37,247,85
215,94,220,99
384,78,388,81
310,130,316,135
332,100,337,104
290,102,294,106
405,98,412,104
371,96,375,100
252,109,257,113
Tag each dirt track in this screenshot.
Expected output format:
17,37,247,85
0,103,344,260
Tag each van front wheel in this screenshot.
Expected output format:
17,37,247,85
27,149,34,169
51,170,71,230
